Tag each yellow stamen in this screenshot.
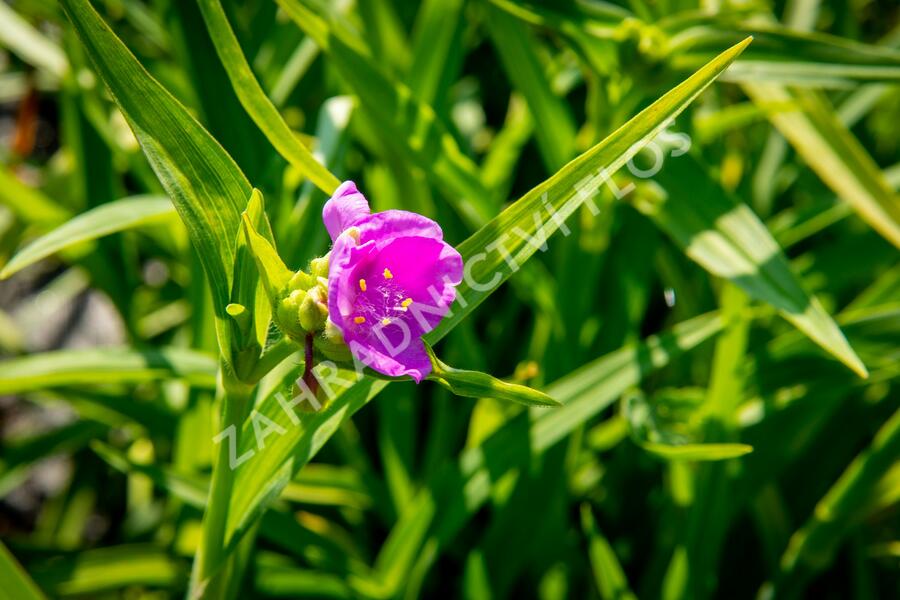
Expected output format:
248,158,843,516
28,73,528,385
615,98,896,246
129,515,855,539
354,316,366,324
401,298,413,308
381,317,391,326
383,268,393,279
359,278,367,292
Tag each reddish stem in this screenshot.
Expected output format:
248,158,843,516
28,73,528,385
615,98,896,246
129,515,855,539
302,333,318,397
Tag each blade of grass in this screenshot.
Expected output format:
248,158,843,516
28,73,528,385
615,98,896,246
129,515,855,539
581,504,638,600
58,0,267,369
407,0,465,109
0,1,68,78
483,3,577,170
1,195,173,278
0,166,71,226
638,151,867,376
277,0,497,227
196,0,340,195
0,541,47,600
666,22,900,86
771,406,900,597
0,347,217,394
28,545,186,596
743,84,900,250
640,442,753,461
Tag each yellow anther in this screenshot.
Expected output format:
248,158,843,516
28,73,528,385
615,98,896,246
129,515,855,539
383,268,393,279
354,316,366,324
359,278,367,292
381,317,391,326
401,298,413,308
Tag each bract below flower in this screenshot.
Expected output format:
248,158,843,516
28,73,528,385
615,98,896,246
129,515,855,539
324,181,463,382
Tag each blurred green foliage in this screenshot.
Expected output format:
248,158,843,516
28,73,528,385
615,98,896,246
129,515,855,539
0,0,898,598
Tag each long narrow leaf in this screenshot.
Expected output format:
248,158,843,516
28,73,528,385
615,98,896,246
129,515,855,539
667,22,900,86
641,151,867,376
1,195,173,278
196,0,340,195
0,541,47,600
59,0,259,365
0,347,217,394
427,37,752,343
743,84,900,249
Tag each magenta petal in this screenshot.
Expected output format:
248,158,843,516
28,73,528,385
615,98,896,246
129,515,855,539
327,233,376,330
347,335,432,383
358,237,463,333
357,210,444,244
323,181,371,241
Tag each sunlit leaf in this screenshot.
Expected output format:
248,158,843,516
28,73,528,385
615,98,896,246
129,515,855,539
196,0,340,195
1,195,173,278
0,347,217,394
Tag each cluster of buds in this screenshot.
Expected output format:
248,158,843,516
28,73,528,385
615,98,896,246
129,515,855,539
274,258,328,338
271,255,351,362
240,199,351,363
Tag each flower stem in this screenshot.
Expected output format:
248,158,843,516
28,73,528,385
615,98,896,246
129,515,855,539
302,332,319,396
188,366,253,599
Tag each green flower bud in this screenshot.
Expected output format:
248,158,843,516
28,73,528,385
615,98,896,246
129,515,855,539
316,318,352,361
289,269,316,291
299,285,328,332
274,289,307,341
310,254,329,279
242,207,336,339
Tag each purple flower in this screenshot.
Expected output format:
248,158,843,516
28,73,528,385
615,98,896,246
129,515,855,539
324,181,463,382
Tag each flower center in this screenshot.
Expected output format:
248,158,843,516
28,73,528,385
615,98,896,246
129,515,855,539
351,268,413,332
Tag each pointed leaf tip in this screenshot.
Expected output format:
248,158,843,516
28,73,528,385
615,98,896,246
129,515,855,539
240,211,292,300
425,343,560,407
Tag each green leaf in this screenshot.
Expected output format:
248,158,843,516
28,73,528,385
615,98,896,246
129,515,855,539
59,0,254,365
774,407,900,596
1,195,173,278
277,0,497,227
0,541,47,600
640,442,753,461
581,505,637,600
253,562,353,599
665,22,900,86
427,37,752,344
0,166,71,226
0,1,68,78
636,151,867,377
28,545,186,596
743,84,900,249
0,347,217,394
484,3,576,170
240,192,293,303
407,0,465,107
196,0,340,195
372,313,724,594
425,343,560,407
